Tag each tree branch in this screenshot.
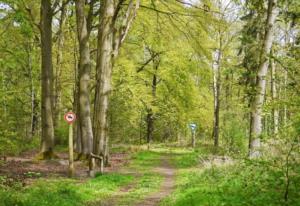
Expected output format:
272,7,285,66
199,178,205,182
113,0,140,58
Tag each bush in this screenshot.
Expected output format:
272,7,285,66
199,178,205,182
54,124,69,146
222,118,247,154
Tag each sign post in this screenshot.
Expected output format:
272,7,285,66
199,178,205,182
189,123,197,148
64,111,76,177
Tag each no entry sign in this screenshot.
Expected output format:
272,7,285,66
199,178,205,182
64,112,76,124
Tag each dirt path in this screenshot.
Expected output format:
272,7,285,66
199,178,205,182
97,154,176,206
134,156,175,206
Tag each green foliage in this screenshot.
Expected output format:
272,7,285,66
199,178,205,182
173,151,200,168
23,171,41,178
54,123,69,146
222,117,248,154
162,157,300,206
0,135,39,156
110,4,214,144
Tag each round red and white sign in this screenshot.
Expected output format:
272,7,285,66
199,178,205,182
64,112,76,124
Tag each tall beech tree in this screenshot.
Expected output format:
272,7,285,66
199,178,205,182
75,0,95,162
93,0,140,172
271,58,279,135
40,0,55,159
212,49,221,147
249,0,279,158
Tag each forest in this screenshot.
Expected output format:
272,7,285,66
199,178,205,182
0,0,299,205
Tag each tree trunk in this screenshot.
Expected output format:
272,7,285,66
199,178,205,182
75,0,94,159
72,22,81,155
212,49,221,147
146,57,159,149
283,70,287,127
27,44,38,138
53,2,67,129
271,59,279,135
40,0,55,159
93,0,139,172
139,110,143,144
146,109,154,149
249,0,278,158
93,0,114,173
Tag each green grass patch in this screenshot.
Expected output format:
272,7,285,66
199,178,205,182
110,149,166,205
130,150,162,170
161,160,300,206
0,148,167,206
116,172,163,205
0,173,134,206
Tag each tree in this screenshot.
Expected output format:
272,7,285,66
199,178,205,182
93,0,140,172
40,0,55,159
75,0,94,159
53,1,67,129
270,58,279,135
212,49,221,147
137,47,162,149
249,0,279,158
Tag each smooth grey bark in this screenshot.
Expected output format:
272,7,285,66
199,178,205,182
249,0,278,158
283,3,291,128
271,59,279,135
72,20,81,155
75,0,94,158
40,0,55,158
53,2,67,129
283,70,288,127
93,0,140,173
93,0,114,173
212,49,221,147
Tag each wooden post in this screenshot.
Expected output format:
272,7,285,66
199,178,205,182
69,123,74,177
192,131,196,148
64,111,76,177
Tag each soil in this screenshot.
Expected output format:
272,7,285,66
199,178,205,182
0,150,129,186
0,151,176,206
93,155,176,206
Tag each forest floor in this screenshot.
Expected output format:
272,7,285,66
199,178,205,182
0,149,130,185
0,144,299,206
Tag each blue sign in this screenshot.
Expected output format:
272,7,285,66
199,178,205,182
189,123,197,131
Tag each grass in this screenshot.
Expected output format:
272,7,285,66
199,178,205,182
0,148,165,206
115,172,163,206
130,150,162,170
4,144,297,206
160,146,300,206
110,150,164,205
89,150,165,205
0,173,134,206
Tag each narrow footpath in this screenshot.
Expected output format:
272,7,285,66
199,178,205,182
134,156,175,206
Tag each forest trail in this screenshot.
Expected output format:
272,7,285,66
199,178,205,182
97,153,176,206
134,155,175,206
